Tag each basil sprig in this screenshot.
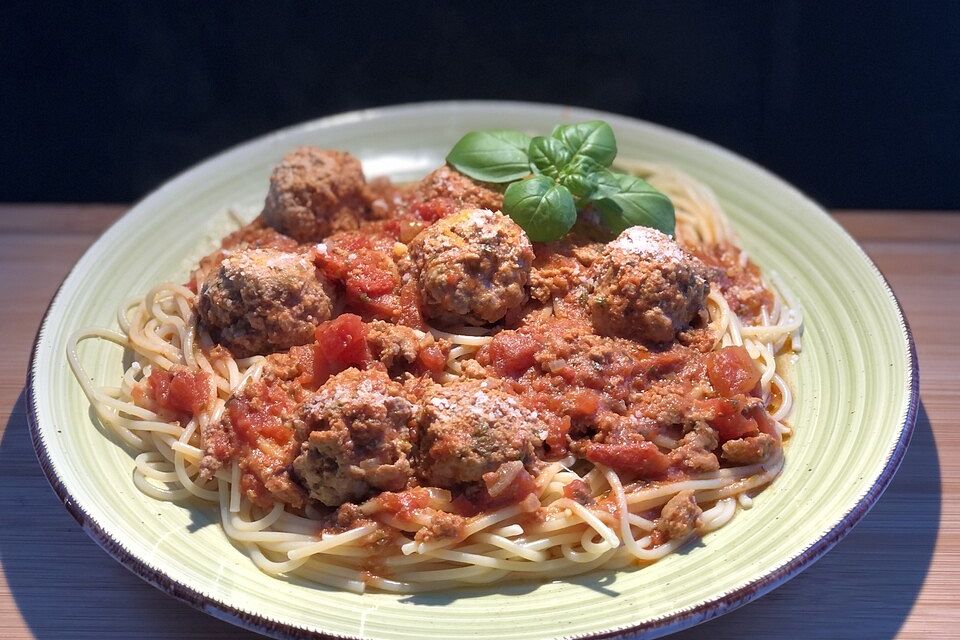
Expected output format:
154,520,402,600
445,120,675,241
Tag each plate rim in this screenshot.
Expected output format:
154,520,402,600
25,99,920,640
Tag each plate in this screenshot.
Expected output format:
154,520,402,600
27,101,918,639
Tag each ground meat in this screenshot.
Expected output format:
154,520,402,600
334,502,367,528
417,379,545,488
198,417,236,480
365,320,445,376
262,147,369,241
257,345,314,384
654,490,702,540
721,433,779,464
362,175,406,220
588,226,710,343
198,248,336,357
414,510,466,543
409,209,534,326
222,219,301,252
410,165,504,212
292,368,417,506
529,235,605,305
690,242,774,324
668,423,720,473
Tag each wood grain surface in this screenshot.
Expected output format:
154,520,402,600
0,206,956,639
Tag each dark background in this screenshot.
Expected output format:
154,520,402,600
3,1,958,208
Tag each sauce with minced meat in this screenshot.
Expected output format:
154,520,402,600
174,150,782,543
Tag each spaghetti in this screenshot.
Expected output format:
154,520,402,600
68,161,801,593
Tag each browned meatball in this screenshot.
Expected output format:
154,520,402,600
411,165,504,212
190,220,299,289
262,147,368,241
587,227,710,342
197,248,335,357
417,379,545,488
409,209,534,326
292,368,417,506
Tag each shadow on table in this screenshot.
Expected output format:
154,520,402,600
1,390,939,640
0,391,261,640
674,402,940,640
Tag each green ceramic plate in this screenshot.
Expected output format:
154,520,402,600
28,102,918,639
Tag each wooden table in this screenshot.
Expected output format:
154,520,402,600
1,207,957,639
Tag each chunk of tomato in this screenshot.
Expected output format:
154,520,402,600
544,415,571,457
377,488,432,518
707,346,761,396
314,314,371,383
147,368,212,415
397,279,426,330
750,406,779,438
417,344,446,376
482,332,540,377
562,478,593,505
563,388,601,417
582,440,670,478
711,412,760,442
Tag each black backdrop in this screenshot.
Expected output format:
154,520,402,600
3,1,958,208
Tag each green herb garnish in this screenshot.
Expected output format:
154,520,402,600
446,120,675,241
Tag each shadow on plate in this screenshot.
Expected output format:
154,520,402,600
2,389,938,639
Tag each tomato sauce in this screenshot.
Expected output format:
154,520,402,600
377,488,432,519
451,468,539,517
477,316,771,472
692,243,774,323
485,332,541,378
414,197,458,222
314,232,403,320
227,380,296,446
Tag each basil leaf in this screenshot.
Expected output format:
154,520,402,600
556,155,608,198
446,129,532,183
588,168,629,199
528,136,571,178
551,120,617,167
560,172,596,198
503,176,577,242
594,173,676,236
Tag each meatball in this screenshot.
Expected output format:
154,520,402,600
198,248,336,357
190,221,299,289
292,368,417,506
409,208,534,326
411,165,504,212
262,147,368,241
417,379,545,488
587,227,710,342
